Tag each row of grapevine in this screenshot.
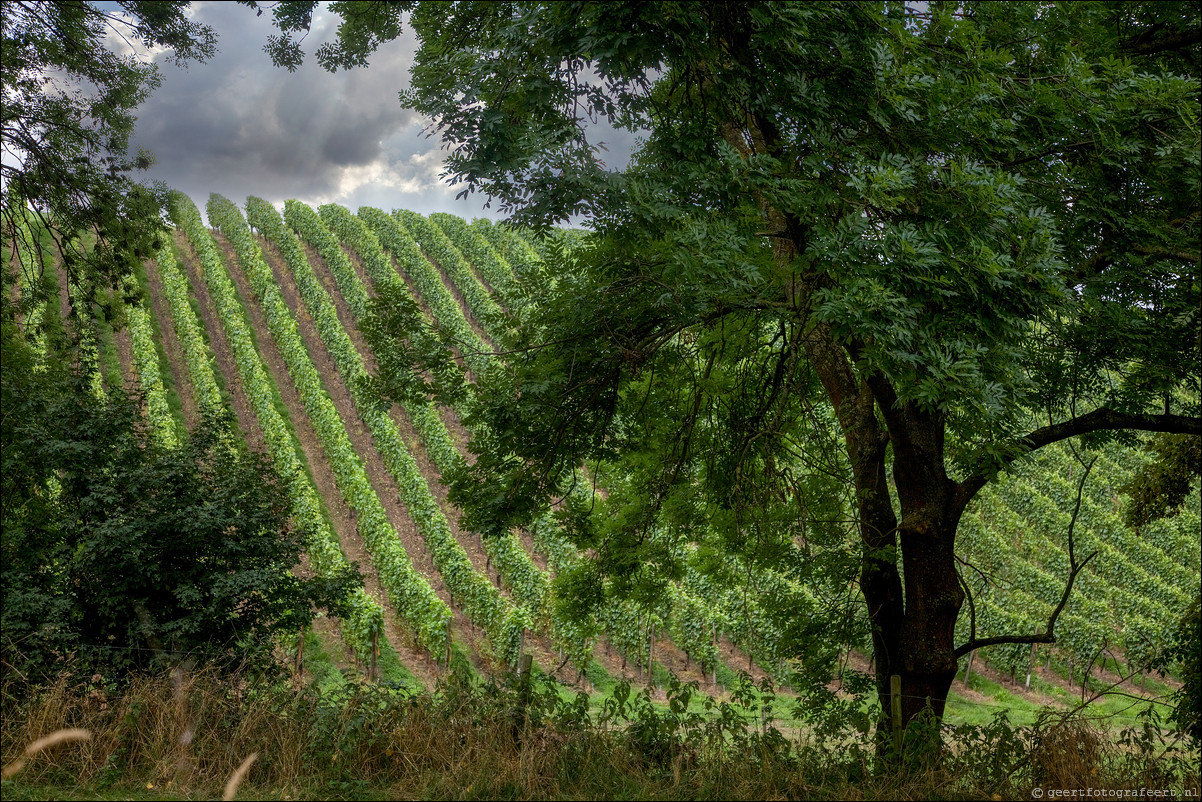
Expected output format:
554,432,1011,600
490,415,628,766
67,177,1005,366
126,285,181,448
395,209,508,345
297,203,555,630
430,213,523,311
411,211,744,676
205,194,453,659
153,240,223,414
359,207,493,378
244,196,528,663
471,218,546,287
166,191,387,663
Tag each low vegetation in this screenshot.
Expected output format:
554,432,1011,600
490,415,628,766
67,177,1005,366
2,663,1198,801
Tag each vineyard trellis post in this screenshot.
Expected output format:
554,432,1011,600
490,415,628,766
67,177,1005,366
370,631,378,682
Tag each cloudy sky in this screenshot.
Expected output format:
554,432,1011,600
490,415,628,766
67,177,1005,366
123,2,639,226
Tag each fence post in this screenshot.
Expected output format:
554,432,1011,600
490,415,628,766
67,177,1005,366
890,674,903,757
370,630,378,682
296,626,304,674
445,619,453,666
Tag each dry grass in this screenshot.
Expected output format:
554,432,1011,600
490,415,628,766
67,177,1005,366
2,668,1197,800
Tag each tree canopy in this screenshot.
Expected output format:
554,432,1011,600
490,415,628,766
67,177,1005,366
255,0,1202,746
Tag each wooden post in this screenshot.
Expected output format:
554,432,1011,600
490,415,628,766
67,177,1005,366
517,652,533,723
296,626,304,674
445,619,453,666
1026,638,1037,689
964,650,975,686
647,625,654,680
890,674,903,757
370,630,378,682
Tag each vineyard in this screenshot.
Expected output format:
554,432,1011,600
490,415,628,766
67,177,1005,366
5,192,1196,723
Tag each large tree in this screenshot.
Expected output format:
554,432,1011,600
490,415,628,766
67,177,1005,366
259,0,1202,747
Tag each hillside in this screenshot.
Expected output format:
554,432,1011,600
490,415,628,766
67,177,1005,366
5,193,1197,724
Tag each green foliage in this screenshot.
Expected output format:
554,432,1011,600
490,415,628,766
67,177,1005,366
0,345,359,677
1120,434,1202,528
1,1,215,306
1156,595,1201,743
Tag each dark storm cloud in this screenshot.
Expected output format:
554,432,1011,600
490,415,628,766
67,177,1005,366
129,1,451,219
125,1,641,223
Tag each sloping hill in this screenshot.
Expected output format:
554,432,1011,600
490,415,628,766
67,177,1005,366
11,193,1195,715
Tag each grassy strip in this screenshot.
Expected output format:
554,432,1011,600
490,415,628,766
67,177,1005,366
5,666,1194,801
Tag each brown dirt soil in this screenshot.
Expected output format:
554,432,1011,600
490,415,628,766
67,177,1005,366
215,230,455,687
110,311,138,393
142,257,200,429
172,232,264,453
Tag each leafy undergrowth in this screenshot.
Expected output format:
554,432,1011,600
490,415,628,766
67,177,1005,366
2,667,1197,801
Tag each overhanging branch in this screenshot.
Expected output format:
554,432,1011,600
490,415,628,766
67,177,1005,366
954,457,1098,659
956,408,1202,507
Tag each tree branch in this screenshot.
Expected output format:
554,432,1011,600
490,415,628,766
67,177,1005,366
1121,28,1202,56
955,457,1098,659
956,408,1202,507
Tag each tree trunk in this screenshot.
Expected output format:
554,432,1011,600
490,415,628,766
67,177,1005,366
851,402,965,761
